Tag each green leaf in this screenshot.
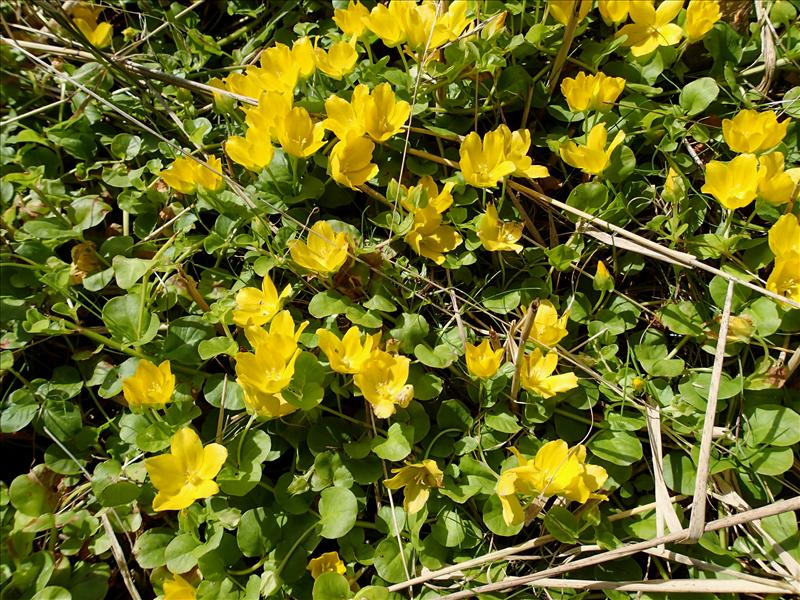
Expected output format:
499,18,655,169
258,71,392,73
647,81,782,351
389,313,429,353
663,452,697,495
566,182,608,219
482,495,523,537
133,528,173,569
743,446,794,476
588,430,643,466
353,587,389,600
312,572,351,600
198,336,238,360
544,506,580,543
102,295,160,346
68,197,110,230
484,410,521,434
744,404,800,447
319,487,357,539
9,470,55,516
308,290,351,318
657,301,705,337
373,538,413,584
165,533,201,574
110,133,142,160
238,508,281,557
431,509,467,547
111,256,152,290
413,342,457,368
679,77,719,116
371,423,413,461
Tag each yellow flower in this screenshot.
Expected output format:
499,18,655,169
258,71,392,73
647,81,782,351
497,125,550,179
243,91,293,136
593,260,614,291
292,37,316,78
766,252,800,303
722,109,790,154
400,176,455,213
315,41,358,80
496,442,608,525
559,123,625,175
163,573,196,600
757,152,800,206
519,348,579,398
404,206,463,265
235,312,308,419
122,359,175,409
258,43,300,94
223,70,267,99
329,137,379,190
560,72,626,113
334,1,370,38
440,0,473,42
384,460,444,514
459,130,517,188
307,552,346,579
232,274,292,328
401,1,451,51
69,3,103,24
701,154,759,209
323,85,370,141
353,350,414,418
69,241,101,284
616,0,684,57
364,83,410,142
160,156,224,194
225,128,274,172
465,340,504,378
598,0,630,24
477,203,524,253
364,2,409,48
316,326,380,374
549,0,592,25
74,18,113,48
276,107,327,158
530,300,570,346
288,221,350,275
767,213,800,301
684,0,721,42
144,427,227,512
769,214,800,258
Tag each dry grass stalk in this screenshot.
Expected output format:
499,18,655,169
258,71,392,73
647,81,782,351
686,279,735,542
436,496,800,598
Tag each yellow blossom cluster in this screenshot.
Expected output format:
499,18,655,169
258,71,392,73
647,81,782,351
497,441,608,525
459,125,549,188
234,311,309,419
352,0,472,53
160,156,224,195
550,1,721,53
702,109,793,209
317,325,414,419
324,83,410,188
400,177,462,264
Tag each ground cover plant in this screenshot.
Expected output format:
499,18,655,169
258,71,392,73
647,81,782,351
1,0,800,598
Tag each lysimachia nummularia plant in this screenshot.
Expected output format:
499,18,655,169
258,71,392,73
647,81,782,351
2,1,799,599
